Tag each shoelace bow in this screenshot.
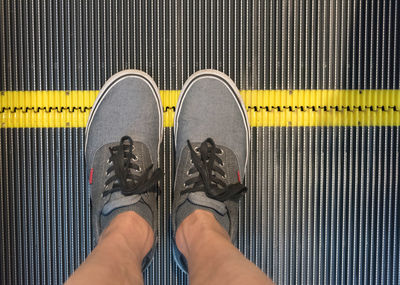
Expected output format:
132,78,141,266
103,136,163,197
182,138,247,202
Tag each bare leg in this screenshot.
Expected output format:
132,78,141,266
176,210,274,285
65,211,154,285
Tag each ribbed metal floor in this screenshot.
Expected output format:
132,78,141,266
1,0,400,284
1,0,399,91
1,127,400,284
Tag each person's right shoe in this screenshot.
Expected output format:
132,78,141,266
172,70,250,273
85,70,163,271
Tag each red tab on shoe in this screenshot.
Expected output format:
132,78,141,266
89,168,94,184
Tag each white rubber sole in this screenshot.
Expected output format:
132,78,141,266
85,69,164,160
174,69,251,175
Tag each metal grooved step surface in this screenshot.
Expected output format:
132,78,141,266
1,127,400,284
1,0,400,284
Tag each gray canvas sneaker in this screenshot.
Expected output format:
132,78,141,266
172,70,250,273
85,70,163,270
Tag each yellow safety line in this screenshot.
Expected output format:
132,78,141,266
1,90,400,127
1,89,400,110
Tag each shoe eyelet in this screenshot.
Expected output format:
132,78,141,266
186,170,192,176
132,155,138,162
107,159,112,164
222,174,227,179
134,166,142,172
190,159,193,164
195,147,200,152
218,149,224,155
221,162,224,167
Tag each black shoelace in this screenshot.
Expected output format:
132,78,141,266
182,138,247,202
102,136,163,197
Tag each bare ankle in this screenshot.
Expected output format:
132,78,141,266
175,210,230,257
99,211,154,261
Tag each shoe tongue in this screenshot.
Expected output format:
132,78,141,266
187,192,227,215
102,192,141,215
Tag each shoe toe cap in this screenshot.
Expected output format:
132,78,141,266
175,73,249,175
86,73,162,167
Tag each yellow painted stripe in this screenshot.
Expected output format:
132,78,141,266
0,90,98,111
1,108,399,128
1,90,400,127
1,89,400,110
241,89,400,111
1,110,91,128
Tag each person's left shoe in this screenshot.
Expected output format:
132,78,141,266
85,70,163,270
